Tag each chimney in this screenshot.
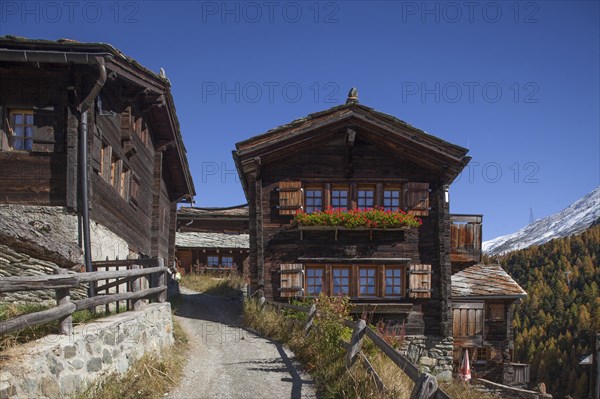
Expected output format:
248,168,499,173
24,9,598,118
346,87,358,104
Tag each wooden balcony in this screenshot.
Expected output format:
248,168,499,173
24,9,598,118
450,214,483,264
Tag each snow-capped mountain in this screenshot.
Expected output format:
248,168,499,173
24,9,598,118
483,186,600,255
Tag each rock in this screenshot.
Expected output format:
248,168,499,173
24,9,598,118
435,370,452,381
63,345,77,359
86,357,102,373
40,377,60,398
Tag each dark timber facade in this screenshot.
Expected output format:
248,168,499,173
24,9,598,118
0,37,195,267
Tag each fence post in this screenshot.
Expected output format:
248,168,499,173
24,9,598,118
131,264,142,311
54,269,73,335
345,319,367,367
409,373,438,399
157,258,166,303
304,304,316,334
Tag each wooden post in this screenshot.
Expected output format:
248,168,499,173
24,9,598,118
54,269,73,335
304,304,316,334
594,333,599,399
158,258,166,303
131,264,142,311
345,319,366,367
409,373,438,399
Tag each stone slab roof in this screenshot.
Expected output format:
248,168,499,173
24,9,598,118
176,232,249,249
178,204,248,219
451,264,527,299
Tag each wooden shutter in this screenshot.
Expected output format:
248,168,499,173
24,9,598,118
130,174,141,206
452,302,484,337
32,109,57,153
408,264,431,299
0,106,8,151
404,182,430,216
277,181,303,215
279,264,304,297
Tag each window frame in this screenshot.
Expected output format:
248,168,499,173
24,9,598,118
384,266,404,298
207,255,219,267
221,256,234,268
304,186,323,214
330,185,349,209
383,185,402,212
357,185,375,209
8,109,34,151
305,265,325,297
358,266,378,297
331,266,351,296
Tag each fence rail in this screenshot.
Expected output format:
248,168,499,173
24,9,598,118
0,258,167,336
261,298,451,399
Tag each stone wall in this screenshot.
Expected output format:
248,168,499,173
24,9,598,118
0,205,130,263
0,244,87,305
0,303,174,398
400,335,454,381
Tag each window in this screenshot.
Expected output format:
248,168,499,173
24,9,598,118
385,267,403,296
384,189,401,211
305,267,324,296
221,256,234,268
9,110,34,151
332,267,350,295
358,188,374,209
359,267,377,296
207,256,219,267
488,304,505,321
476,347,488,362
331,188,348,209
305,189,322,213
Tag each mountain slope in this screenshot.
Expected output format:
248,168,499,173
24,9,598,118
483,186,600,255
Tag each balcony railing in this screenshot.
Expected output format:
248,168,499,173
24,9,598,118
450,214,483,264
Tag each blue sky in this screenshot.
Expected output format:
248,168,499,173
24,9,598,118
1,0,598,240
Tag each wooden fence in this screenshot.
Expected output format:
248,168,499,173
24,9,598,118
0,258,167,336
259,297,452,399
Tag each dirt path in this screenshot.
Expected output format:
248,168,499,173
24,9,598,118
167,287,317,399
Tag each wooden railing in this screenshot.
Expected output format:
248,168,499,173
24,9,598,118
0,258,167,336
258,297,452,399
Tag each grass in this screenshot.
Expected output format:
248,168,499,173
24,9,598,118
0,303,125,352
179,272,245,298
243,295,500,399
75,297,189,399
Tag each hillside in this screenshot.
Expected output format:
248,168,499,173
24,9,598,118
483,187,600,255
498,225,600,398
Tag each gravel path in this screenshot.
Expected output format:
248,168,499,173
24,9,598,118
167,287,318,399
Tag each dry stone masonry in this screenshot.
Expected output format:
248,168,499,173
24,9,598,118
0,303,174,398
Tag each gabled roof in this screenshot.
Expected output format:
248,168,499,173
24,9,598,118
451,264,527,299
178,204,248,220
0,36,195,200
233,95,470,198
175,232,249,249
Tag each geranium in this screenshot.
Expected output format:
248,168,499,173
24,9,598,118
293,207,422,229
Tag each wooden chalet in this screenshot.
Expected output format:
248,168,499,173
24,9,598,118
175,205,250,274
451,263,528,385
233,89,472,377
0,37,195,271
233,88,527,380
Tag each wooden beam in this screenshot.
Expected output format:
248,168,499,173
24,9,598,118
0,303,76,335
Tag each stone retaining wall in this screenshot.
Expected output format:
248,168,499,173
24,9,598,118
0,303,174,398
0,244,87,305
400,335,454,381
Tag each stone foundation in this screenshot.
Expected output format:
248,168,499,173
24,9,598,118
400,335,454,381
0,244,87,305
0,303,174,398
